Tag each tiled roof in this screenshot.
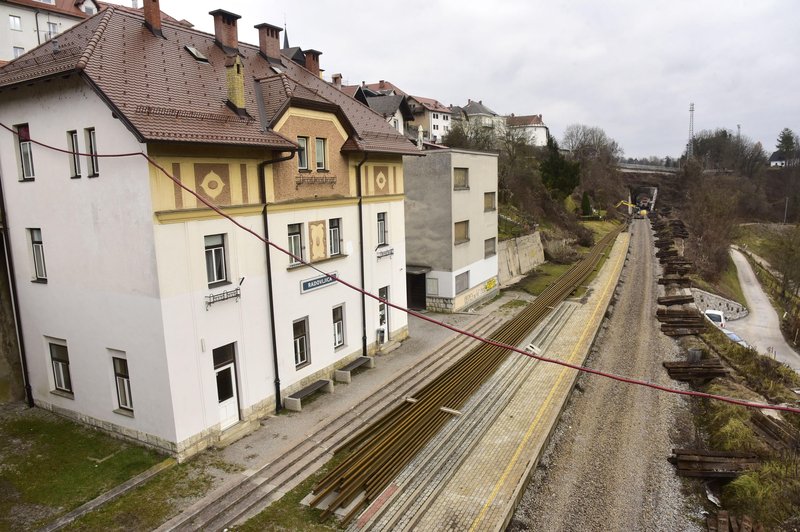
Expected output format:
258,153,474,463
365,95,403,117
506,114,545,127
462,99,497,116
0,7,417,154
410,95,451,114
358,80,406,96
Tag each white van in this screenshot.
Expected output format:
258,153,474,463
704,309,726,328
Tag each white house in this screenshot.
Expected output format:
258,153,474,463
403,149,499,312
506,114,549,147
0,0,100,63
0,3,416,459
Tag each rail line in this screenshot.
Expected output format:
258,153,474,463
310,224,626,524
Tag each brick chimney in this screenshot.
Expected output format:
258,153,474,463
225,55,246,115
331,73,342,89
254,22,282,60
209,9,240,54
303,49,322,77
143,0,162,37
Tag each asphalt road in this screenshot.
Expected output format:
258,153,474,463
726,248,800,371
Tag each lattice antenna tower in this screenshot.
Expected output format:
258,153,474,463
687,102,695,158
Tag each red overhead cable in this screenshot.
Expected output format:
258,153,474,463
2,121,799,416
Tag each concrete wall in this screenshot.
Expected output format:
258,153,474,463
498,232,545,286
691,288,748,321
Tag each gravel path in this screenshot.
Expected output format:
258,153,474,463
510,218,702,531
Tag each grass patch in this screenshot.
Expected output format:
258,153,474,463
0,411,162,529
64,453,234,531
500,299,529,310
690,253,746,306
580,219,620,241
520,262,573,296
238,454,347,531
723,460,800,529
733,224,794,264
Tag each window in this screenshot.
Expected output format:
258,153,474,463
67,131,81,178
13,47,24,59
377,212,387,246
9,15,21,31
46,21,58,39
444,115,450,121
454,221,469,245
85,128,99,176
293,318,309,368
332,306,344,348
288,223,303,265
328,218,341,256
297,137,308,170
455,271,470,294
315,138,327,170
484,237,496,258
454,168,469,189
16,124,34,179
29,228,47,282
204,234,227,286
484,191,496,211
50,343,72,393
113,357,133,411
433,113,439,119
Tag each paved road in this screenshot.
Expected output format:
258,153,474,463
726,248,800,371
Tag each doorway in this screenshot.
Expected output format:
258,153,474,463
378,286,389,343
213,343,239,430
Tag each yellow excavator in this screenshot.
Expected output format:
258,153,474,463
614,200,647,218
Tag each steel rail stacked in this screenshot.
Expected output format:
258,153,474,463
310,225,625,524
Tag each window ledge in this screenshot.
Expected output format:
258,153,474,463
87,173,99,178
19,177,35,183
208,280,232,289
315,168,329,173
31,278,48,284
287,253,349,271
454,239,470,246
484,208,497,212
298,168,312,173
113,408,135,418
453,186,470,191
50,389,74,400
70,175,81,180
295,361,311,371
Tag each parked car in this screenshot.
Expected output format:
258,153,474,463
704,309,726,328
721,328,750,349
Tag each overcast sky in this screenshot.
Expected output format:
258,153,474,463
157,0,799,159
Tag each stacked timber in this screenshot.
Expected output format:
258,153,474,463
751,410,800,450
658,295,695,306
668,448,760,478
663,359,726,379
707,512,762,532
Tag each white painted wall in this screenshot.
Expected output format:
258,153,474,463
428,111,452,142
0,4,84,62
0,77,177,442
451,151,499,273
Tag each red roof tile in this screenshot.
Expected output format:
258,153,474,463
0,7,417,154
506,114,545,127
409,95,451,114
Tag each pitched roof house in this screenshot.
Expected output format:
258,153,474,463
0,2,417,459
506,113,549,147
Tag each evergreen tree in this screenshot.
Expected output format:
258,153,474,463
581,191,592,215
540,136,580,200
777,127,797,156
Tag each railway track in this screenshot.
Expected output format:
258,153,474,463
163,313,504,530
310,224,626,524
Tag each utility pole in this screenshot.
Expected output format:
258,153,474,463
687,103,695,159
784,197,789,224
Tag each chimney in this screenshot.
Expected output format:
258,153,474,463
143,0,162,37
225,55,246,115
209,9,241,54
379,80,385,89
303,49,322,77
254,22,282,60
332,73,342,90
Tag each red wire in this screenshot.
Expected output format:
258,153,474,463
4,121,799,415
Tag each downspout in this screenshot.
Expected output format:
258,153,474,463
258,150,296,414
34,10,41,46
0,174,33,406
356,153,369,357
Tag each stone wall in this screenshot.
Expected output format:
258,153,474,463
691,288,748,321
498,232,545,286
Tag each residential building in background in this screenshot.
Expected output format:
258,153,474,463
0,3,416,459
0,0,100,64
506,113,549,147
403,149,499,312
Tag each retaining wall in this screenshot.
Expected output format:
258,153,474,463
498,232,545,286
691,288,748,321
